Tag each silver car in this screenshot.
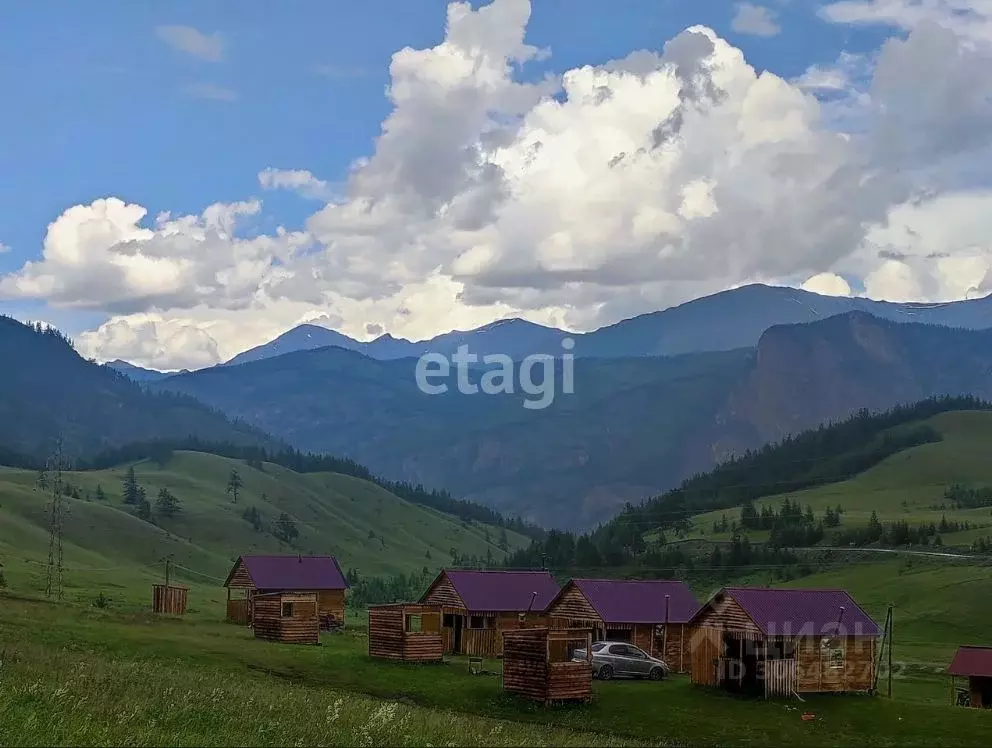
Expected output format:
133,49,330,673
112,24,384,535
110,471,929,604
572,641,670,681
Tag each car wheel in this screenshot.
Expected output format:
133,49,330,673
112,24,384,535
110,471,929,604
598,665,614,681
649,667,666,681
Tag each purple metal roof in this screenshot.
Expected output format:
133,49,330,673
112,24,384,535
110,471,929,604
569,579,700,624
949,646,992,677
712,587,880,637
443,570,560,612
234,555,349,591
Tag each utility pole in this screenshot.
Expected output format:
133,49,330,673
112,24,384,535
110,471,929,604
539,552,547,571
888,604,894,699
44,437,67,600
165,556,172,588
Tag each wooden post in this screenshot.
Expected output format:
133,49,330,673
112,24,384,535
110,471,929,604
887,604,893,699
663,594,670,661
165,557,171,589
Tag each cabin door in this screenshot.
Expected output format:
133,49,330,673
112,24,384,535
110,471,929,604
453,615,463,654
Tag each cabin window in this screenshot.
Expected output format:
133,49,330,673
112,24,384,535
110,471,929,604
468,615,496,629
443,614,456,628
406,614,423,633
281,602,293,618
821,637,845,669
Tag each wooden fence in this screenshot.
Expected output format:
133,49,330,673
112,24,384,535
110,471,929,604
763,659,797,698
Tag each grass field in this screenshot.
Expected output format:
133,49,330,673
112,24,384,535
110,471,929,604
0,451,528,607
689,411,992,546
1,577,991,748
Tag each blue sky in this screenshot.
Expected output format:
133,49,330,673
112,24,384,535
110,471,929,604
2,0,988,368
0,0,889,277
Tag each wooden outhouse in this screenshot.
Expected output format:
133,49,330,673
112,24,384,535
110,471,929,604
368,603,444,662
689,587,879,698
502,627,593,704
546,578,699,672
419,569,560,658
152,583,188,615
948,646,992,708
252,591,320,645
224,554,348,628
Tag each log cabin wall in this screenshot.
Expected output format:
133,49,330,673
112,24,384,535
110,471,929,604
368,605,443,662
502,628,592,704
253,592,319,645
317,589,346,624
660,623,691,673
794,635,875,693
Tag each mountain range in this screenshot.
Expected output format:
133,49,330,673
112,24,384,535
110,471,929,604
211,283,992,368
14,283,992,530
0,316,274,460
147,311,992,528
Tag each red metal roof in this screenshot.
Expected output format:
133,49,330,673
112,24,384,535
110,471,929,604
564,579,699,624
948,646,992,677
441,570,560,612
229,555,348,590
693,587,880,637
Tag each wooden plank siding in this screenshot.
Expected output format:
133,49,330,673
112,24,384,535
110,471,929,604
226,560,254,588
317,589,346,626
368,604,444,662
502,628,592,704
795,636,876,693
691,627,723,687
253,592,319,645
226,598,249,625
152,584,187,615
421,575,466,608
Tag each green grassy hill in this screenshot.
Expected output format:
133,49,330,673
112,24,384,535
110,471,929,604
0,451,528,606
689,410,992,546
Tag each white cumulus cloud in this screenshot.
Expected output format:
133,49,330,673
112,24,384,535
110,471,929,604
4,0,992,368
731,3,782,37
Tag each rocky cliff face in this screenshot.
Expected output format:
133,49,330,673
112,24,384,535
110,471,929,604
710,312,992,459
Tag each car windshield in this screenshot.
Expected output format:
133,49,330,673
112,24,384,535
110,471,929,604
591,643,607,652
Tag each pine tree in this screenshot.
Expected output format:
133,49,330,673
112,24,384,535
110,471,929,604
226,469,243,504
122,466,142,505
155,488,181,518
272,512,299,544
36,468,49,491
136,497,152,521
94,484,106,501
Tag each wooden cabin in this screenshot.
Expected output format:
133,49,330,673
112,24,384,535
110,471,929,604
948,646,992,708
689,587,879,698
223,554,348,628
502,627,593,704
152,583,188,615
368,603,444,663
419,569,561,658
546,579,699,673
252,591,320,645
